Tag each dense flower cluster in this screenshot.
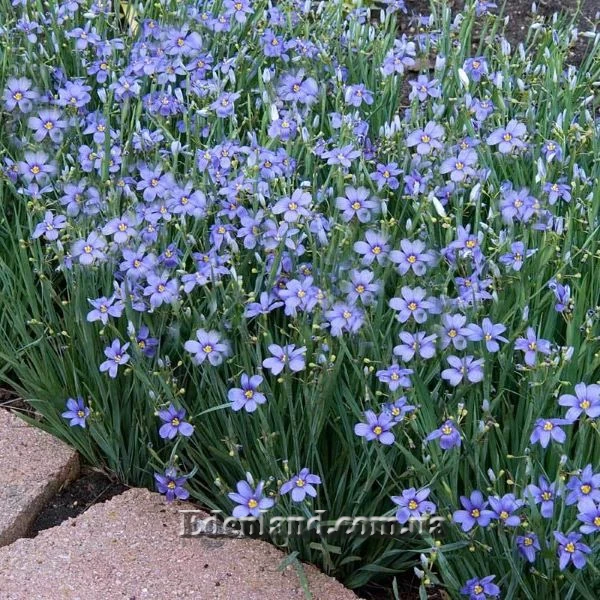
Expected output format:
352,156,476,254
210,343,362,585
1,0,599,596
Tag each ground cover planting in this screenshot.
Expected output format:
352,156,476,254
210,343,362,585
0,0,599,597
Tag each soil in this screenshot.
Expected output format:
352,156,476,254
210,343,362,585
0,387,29,413
1,389,127,536
28,468,128,536
402,0,598,65
360,573,448,599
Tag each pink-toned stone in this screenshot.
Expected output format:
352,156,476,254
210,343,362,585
0,410,79,547
0,487,358,599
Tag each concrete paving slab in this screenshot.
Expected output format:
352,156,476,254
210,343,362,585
0,487,358,600
0,409,79,547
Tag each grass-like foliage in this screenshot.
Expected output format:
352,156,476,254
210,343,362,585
1,0,600,597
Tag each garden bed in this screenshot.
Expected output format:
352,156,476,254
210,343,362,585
1,0,599,598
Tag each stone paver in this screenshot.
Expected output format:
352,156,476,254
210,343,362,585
0,487,358,600
0,409,79,547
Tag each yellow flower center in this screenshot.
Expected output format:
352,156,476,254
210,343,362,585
565,542,575,553
524,537,533,546
356,284,365,293
499,510,509,520
351,201,361,210
420,134,431,143
466,240,476,248
167,481,176,490
580,400,590,409
448,329,457,338
408,500,418,510
31,165,40,174
13,91,23,100
171,418,180,427
455,162,464,170
407,302,417,311
343,311,351,319
296,479,305,487
203,345,213,354
77,410,85,418
244,390,254,399
157,284,165,293
503,133,513,142
373,426,383,435
407,255,417,263
543,421,553,431
581,484,592,495
473,585,483,595
372,245,381,255
471,509,480,518
44,121,54,130
83,245,92,254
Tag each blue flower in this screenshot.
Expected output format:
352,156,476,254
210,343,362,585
228,479,274,518
554,531,591,571
354,410,396,445
228,374,267,412
391,488,436,524
99,340,130,378
280,468,321,502
61,397,90,428
157,404,194,439
155,467,189,502
460,575,500,599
